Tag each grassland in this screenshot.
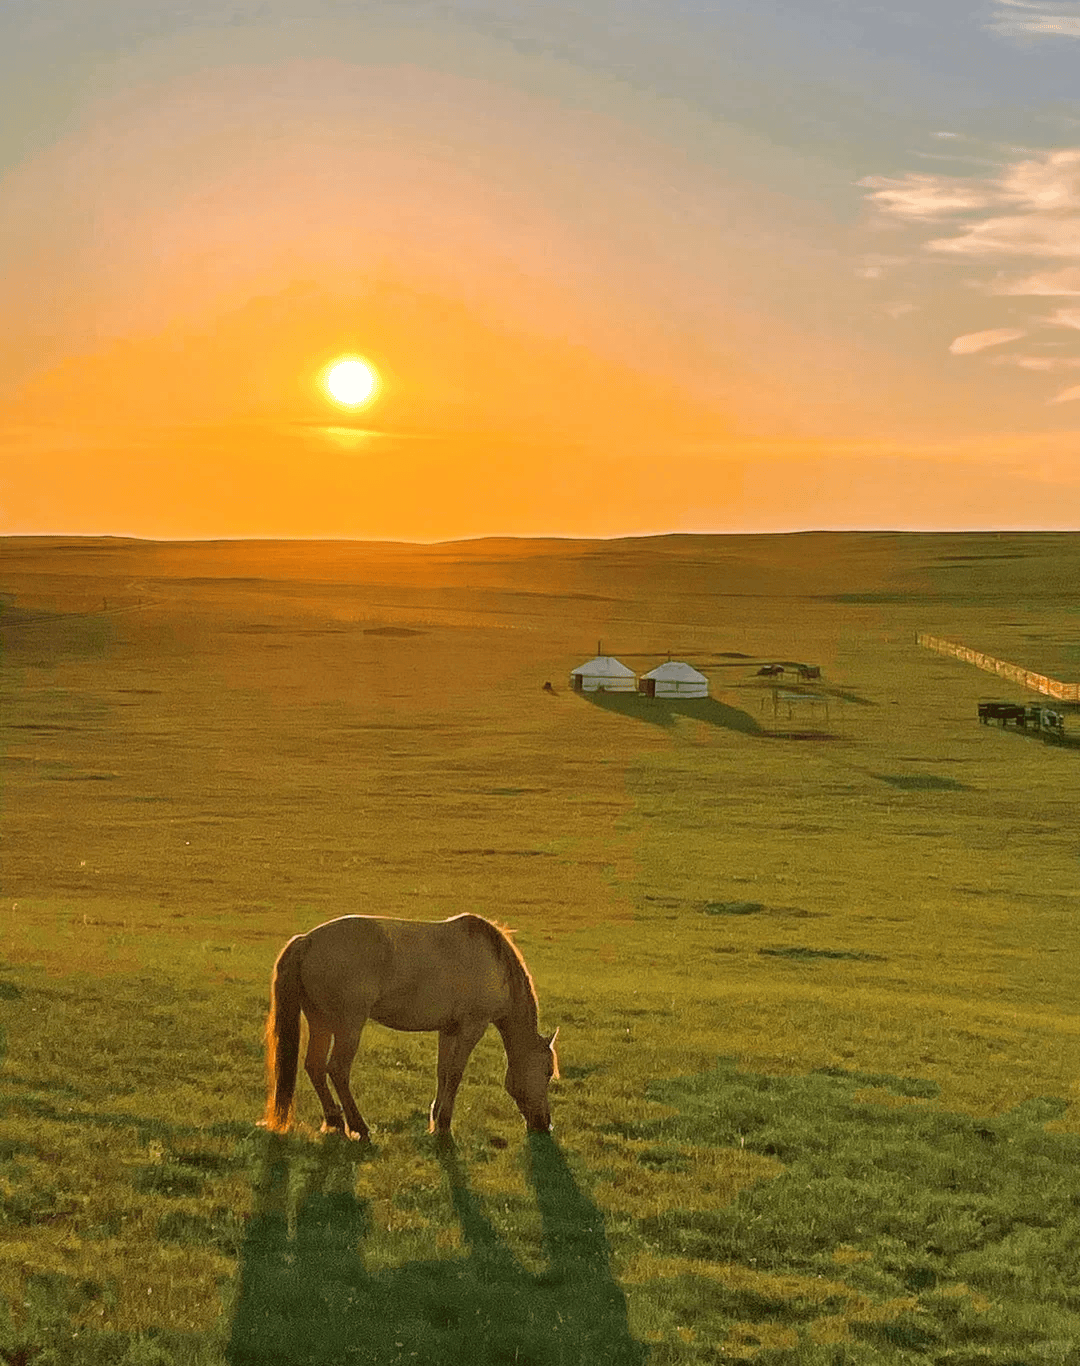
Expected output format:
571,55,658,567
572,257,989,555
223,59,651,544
2,531,1079,1365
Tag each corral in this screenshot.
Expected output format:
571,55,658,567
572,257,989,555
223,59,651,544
2,531,1080,1365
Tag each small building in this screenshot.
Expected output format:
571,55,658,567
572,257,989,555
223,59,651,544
570,655,636,693
639,661,709,698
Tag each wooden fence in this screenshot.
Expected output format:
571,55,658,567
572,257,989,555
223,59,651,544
917,633,1080,702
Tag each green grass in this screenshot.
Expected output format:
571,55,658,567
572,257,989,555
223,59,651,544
3,531,1080,1363
622,1061,1080,1362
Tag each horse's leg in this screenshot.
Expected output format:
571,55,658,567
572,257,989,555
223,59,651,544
304,1015,346,1134
430,1020,487,1136
326,1024,370,1142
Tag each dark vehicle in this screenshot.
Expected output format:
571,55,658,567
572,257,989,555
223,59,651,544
757,664,785,677
1024,704,1065,736
978,702,1026,725
978,702,1065,737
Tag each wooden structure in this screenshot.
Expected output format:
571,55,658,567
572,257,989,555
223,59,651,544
918,633,1080,702
760,688,830,722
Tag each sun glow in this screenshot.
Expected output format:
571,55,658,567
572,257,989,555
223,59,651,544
325,357,377,407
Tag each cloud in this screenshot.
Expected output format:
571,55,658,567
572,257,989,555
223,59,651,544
861,146,1080,402
927,212,1080,258
990,353,1080,369
949,328,1027,354
987,267,1080,294
1046,306,1080,328
855,253,907,279
986,0,1080,38
864,149,1080,243
913,151,1000,166
998,149,1080,209
1048,383,1080,402
858,173,999,220
916,150,1080,257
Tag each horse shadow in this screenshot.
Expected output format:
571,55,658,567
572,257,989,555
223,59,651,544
585,689,763,736
226,1134,646,1366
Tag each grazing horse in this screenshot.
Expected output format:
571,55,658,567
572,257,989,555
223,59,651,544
262,914,559,1139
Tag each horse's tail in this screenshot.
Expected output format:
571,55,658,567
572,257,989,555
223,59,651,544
262,933,310,1132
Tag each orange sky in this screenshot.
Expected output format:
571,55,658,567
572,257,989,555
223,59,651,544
3,10,1080,536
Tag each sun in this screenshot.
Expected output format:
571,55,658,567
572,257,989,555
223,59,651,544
324,357,377,407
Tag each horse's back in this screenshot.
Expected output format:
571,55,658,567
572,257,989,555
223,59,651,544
298,914,508,1032
296,916,394,1021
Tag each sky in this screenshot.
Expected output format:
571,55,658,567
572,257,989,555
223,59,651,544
2,0,1080,538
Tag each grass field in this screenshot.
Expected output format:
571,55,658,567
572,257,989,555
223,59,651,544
2,531,1079,1365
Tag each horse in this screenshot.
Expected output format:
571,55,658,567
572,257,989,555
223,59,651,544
261,913,559,1140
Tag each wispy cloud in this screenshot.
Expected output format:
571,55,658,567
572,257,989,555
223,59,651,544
857,173,999,220
986,267,1080,294
1046,306,1080,328
1049,383,1080,402
920,150,1080,260
862,149,1080,242
861,145,1080,398
990,353,1080,369
927,213,1080,259
949,328,1027,354
986,0,1080,39
854,253,907,279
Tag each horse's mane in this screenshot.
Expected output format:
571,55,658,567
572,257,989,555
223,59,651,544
455,914,539,1027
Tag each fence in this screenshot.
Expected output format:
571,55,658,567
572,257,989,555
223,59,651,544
917,633,1080,703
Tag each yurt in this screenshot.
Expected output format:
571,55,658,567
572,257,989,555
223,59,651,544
639,660,709,698
569,655,636,693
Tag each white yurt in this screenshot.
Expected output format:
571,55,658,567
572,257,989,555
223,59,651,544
569,655,637,693
639,660,709,698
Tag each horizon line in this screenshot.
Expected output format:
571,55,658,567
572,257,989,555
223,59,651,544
0,526,1076,546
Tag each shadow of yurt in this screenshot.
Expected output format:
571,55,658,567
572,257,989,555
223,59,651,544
585,687,763,736
664,695,764,736
584,689,675,728
639,660,763,735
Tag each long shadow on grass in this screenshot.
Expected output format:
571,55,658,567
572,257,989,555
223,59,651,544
621,1058,1080,1361
585,690,763,736
226,1134,645,1366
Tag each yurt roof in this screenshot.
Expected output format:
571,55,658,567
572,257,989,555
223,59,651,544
642,660,708,683
571,655,635,677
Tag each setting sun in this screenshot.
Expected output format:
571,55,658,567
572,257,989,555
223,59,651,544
325,358,377,407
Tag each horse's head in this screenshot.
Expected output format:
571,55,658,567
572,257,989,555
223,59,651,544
506,1028,559,1132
